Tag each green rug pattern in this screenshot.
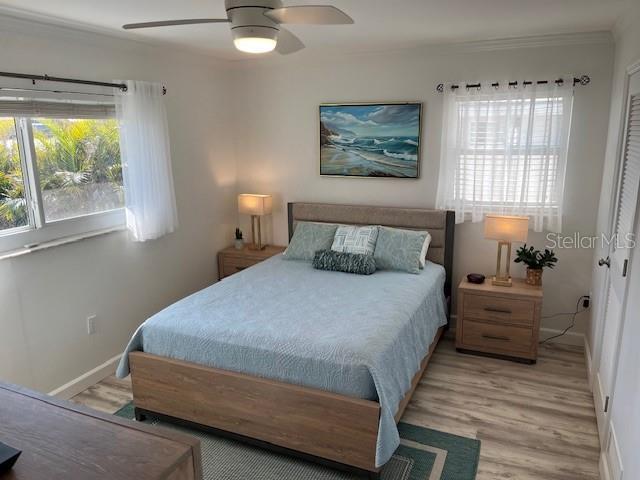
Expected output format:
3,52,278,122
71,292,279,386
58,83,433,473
116,402,479,479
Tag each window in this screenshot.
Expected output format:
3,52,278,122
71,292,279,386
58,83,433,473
33,118,123,222
0,118,28,231
436,85,573,232
0,101,124,253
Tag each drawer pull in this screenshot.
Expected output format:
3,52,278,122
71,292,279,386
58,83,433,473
484,307,512,314
482,333,510,341
235,266,246,271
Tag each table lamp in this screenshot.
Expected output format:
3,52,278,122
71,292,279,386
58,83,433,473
484,215,529,287
238,194,273,250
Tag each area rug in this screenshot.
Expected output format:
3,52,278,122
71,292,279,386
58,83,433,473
115,402,479,479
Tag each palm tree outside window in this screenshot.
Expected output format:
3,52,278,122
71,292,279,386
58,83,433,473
0,106,124,253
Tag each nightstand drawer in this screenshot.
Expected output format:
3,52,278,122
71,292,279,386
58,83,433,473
217,245,286,280
221,256,259,277
463,293,534,327
461,320,533,354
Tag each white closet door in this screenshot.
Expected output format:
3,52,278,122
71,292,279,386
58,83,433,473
594,70,640,441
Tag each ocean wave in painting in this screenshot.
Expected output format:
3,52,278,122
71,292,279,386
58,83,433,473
321,134,419,177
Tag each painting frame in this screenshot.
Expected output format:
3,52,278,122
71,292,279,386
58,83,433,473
319,102,423,179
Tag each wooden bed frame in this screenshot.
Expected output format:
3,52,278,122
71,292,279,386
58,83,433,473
129,202,455,478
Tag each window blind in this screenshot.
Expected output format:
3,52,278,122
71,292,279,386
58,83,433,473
436,83,573,232
455,97,565,205
0,100,115,118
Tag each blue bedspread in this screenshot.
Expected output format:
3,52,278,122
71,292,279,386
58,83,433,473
116,255,447,467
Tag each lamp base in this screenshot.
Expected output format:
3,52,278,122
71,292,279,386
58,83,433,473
492,241,513,287
249,215,266,251
491,276,512,287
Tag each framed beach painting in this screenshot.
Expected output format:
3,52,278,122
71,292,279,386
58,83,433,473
319,102,422,178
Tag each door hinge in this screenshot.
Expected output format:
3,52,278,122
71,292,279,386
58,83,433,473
623,259,628,277
604,395,610,413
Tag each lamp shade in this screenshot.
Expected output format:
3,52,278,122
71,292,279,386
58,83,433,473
484,215,529,242
238,194,273,216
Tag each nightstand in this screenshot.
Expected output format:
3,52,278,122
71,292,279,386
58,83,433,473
217,245,286,280
456,278,543,363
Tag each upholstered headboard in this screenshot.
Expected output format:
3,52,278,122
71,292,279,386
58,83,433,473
287,202,455,300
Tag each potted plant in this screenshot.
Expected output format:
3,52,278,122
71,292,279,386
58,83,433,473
514,244,558,286
234,228,244,250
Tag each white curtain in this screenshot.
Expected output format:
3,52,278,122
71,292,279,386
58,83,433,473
116,80,178,241
435,82,573,232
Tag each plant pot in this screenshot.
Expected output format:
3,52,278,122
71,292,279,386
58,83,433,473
526,267,543,286
234,239,244,250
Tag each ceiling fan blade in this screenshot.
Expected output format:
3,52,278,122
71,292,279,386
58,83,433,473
265,6,353,25
123,19,229,30
276,28,305,55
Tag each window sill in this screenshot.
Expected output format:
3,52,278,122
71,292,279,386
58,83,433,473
0,208,125,253
0,225,125,261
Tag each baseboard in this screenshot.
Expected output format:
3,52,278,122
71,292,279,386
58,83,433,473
584,336,594,390
539,327,585,346
600,425,623,480
600,453,612,480
48,353,121,400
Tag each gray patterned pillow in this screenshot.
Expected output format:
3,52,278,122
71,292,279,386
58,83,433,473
331,225,378,255
312,250,376,275
374,226,430,274
283,222,339,261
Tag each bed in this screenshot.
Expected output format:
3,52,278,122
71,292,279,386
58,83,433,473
117,202,455,478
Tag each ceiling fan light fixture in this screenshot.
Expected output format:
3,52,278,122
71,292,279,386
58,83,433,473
234,37,277,53
232,25,278,54
122,1,353,56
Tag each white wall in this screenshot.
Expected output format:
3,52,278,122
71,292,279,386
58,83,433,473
0,18,618,395
0,16,237,393
232,36,614,337
590,3,640,479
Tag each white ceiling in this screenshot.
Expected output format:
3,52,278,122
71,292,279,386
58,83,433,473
0,0,627,60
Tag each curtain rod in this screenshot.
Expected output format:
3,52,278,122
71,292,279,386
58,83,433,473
436,75,590,93
0,71,167,95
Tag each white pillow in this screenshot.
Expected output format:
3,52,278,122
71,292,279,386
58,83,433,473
331,225,378,256
419,232,432,269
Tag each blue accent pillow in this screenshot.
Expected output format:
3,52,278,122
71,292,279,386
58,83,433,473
374,226,430,274
312,250,376,275
283,222,339,261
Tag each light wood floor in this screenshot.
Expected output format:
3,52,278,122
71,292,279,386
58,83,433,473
72,337,600,480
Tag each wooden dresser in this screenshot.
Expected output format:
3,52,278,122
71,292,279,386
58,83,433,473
456,278,543,363
218,245,286,280
0,382,202,480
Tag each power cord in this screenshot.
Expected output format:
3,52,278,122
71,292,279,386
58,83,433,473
539,295,589,345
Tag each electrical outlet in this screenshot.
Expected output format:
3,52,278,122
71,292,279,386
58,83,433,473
87,315,97,335
583,296,590,309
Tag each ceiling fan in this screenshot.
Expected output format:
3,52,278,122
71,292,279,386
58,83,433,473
122,0,354,55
